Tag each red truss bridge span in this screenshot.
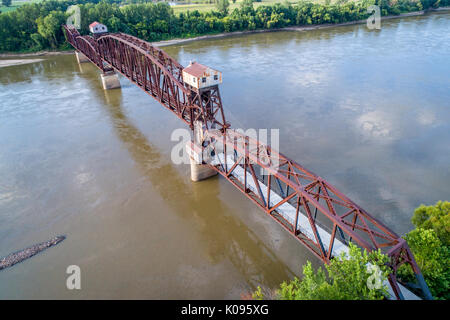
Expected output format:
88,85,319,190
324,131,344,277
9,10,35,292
63,24,432,300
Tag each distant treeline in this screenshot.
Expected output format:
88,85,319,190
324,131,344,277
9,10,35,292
0,0,447,53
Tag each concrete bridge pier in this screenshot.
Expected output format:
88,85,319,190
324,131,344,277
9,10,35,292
75,51,89,64
186,121,217,182
101,71,121,90
186,141,218,182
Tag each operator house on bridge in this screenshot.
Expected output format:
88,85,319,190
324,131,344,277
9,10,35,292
62,23,434,300
182,61,222,89
89,21,108,35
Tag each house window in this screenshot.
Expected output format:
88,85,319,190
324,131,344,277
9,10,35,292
202,77,206,83
214,75,218,81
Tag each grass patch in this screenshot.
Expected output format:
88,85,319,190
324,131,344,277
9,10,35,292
0,0,42,13
172,0,305,14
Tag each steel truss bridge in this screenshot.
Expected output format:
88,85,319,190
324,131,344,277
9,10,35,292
63,24,432,300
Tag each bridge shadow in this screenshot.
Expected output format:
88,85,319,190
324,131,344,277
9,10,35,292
80,76,297,292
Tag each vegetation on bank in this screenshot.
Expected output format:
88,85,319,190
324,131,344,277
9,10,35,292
170,0,299,14
397,201,450,300
253,243,391,300
0,0,448,53
253,201,449,300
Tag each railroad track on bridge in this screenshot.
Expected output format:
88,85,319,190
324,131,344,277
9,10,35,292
62,23,432,300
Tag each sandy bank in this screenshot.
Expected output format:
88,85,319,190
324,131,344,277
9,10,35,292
0,59,45,68
0,51,74,58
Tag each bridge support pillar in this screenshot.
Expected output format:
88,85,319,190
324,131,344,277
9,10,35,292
186,141,217,182
75,51,89,64
101,71,121,90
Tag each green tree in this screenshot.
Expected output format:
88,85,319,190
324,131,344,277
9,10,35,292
37,11,67,49
420,0,441,9
398,228,449,299
0,0,448,53
240,0,255,16
411,201,449,246
2,0,12,7
30,33,45,50
398,201,450,300
254,243,390,300
216,0,230,16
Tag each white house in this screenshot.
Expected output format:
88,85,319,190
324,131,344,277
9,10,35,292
89,22,108,35
182,61,222,90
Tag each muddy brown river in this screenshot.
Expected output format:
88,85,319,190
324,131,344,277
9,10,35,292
0,11,449,299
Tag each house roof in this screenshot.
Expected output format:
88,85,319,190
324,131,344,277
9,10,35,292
89,22,101,29
183,62,208,78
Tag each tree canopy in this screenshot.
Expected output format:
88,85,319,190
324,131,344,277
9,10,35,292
398,201,450,300
2,0,11,8
0,0,448,53
216,0,230,16
253,201,450,300
412,201,450,246
253,243,391,300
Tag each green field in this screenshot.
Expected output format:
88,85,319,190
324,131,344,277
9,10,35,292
0,0,42,13
0,0,343,15
0,0,314,15
171,0,301,14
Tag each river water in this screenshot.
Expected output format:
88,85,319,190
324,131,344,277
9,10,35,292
0,12,449,299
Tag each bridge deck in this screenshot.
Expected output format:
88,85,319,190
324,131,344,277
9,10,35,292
214,153,420,300
62,24,431,299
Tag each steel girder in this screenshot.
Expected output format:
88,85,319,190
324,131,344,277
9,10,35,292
63,26,227,130
203,129,434,299
62,25,432,300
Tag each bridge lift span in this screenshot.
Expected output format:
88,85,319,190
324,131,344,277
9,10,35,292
62,23,433,300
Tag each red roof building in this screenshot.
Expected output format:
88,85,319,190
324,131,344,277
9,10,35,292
183,61,209,78
89,21,108,34
182,61,222,90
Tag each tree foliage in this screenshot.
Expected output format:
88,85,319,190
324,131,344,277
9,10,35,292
37,11,67,48
398,201,450,300
411,200,450,246
253,243,391,300
2,0,12,8
216,0,230,16
0,0,448,53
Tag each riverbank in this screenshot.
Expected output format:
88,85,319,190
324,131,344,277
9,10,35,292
153,7,450,47
0,50,74,58
1,7,448,57
0,59,45,68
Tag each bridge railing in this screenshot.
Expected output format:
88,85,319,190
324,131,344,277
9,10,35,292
62,24,433,300
204,128,431,299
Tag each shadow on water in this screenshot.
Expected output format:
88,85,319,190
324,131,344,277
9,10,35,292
0,56,80,86
0,62,44,85
76,62,296,291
